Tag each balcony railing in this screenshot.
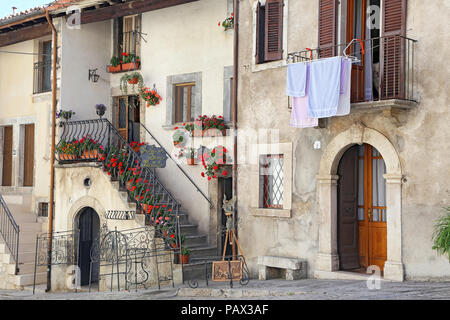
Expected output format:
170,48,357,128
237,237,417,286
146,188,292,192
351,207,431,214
287,35,418,104
33,61,51,94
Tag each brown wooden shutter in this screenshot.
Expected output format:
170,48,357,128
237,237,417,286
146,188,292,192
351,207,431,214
381,0,407,99
264,0,283,62
318,0,337,58
255,1,262,64
2,126,13,186
23,124,35,187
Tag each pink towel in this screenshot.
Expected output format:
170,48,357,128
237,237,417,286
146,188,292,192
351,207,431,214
290,96,318,128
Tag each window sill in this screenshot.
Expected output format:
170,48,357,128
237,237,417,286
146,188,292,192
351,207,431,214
32,91,52,103
250,207,291,218
251,59,287,73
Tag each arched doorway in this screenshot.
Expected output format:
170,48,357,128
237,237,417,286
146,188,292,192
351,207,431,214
337,144,387,273
76,207,100,286
316,125,404,281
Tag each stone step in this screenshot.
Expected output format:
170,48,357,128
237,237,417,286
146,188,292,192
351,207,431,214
189,246,218,259
13,271,46,287
184,235,208,247
10,262,46,275
2,250,36,264
179,224,198,236
0,241,37,254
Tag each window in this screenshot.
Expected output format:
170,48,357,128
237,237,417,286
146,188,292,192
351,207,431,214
174,83,195,123
38,202,49,217
33,40,51,94
115,15,141,56
255,0,284,64
259,154,284,209
166,72,202,126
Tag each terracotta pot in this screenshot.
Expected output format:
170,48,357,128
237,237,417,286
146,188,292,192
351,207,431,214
128,77,139,85
81,150,99,160
186,158,195,165
108,65,121,73
181,254,189,264
121,62,140,71
60,153,76,160
170,242,180,249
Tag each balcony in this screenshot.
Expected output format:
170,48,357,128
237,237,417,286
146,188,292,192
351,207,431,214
287,35,418,116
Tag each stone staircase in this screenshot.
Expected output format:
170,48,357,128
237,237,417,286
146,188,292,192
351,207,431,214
0,191,46,289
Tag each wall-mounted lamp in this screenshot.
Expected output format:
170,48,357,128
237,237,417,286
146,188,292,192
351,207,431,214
88,69,100,82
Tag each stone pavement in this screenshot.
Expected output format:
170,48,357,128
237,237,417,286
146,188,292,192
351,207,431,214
0,279,449,300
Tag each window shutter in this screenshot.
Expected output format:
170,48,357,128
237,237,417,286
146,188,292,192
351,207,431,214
318,0,337,58
255,1,261,64
264,0,283,62
381,0,407,99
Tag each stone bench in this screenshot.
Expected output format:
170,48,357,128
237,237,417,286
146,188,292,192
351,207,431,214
258,256,307,280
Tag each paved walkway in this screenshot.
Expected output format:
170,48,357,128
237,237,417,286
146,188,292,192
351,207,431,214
0,279,449,300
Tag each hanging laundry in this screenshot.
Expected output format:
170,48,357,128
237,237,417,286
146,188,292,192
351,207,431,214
286,62,308,97
289,64,318,128
307,56,342,118
335,57,352,116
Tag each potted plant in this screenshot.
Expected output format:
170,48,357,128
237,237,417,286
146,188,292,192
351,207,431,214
432,206,450,261
200,145,230,180
140,85,162,107
172,129,185,147
56,109,76,121
169,234,185,249
121,52,140,71
56,139,80,161
120,72,144,95
219,12,234,31
108,56,121,73
180,247,191,264
186,147,196,165
78,135,103,160
95,104,106,118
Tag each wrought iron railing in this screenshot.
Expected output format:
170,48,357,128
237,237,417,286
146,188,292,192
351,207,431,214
0,193,19,274
33,61,52,94
56,119,182,242
137,121,212,206
287,35,418,103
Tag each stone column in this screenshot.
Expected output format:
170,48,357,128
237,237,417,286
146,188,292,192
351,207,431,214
383,173,404,281
316,175,340,271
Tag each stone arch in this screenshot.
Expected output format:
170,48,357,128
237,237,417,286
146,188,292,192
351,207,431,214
315,125,404,281
67,196,107,232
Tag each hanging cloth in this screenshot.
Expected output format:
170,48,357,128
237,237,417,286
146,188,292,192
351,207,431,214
289,64,318,128
286,62,308,97
335,57,352,116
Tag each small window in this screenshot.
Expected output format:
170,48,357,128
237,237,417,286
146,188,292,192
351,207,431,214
259,154,284,209
38,202,49,217
115,15,141,57
256,0,284,64
33,40,52,94
174,83,195,123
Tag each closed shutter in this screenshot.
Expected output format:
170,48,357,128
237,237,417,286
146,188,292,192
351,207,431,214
255,2,263,64
381,0,407,99
318,0,337,58
264,0,283,62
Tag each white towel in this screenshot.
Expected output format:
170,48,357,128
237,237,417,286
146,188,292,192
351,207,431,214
307,56,342,118
286,62,308,97
335,57,352,116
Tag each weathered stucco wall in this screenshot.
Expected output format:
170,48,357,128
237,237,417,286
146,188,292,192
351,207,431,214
237,0,450,280
0,39,52,210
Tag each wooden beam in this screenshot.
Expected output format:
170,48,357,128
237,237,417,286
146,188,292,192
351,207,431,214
0,23,51,47
80,0,199,24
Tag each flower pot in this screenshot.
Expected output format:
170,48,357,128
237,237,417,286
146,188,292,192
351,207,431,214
173,141,182,148
108,65,121,73
186,158,195,165
81,150,99,160
128,77,139,85
181,254,189,264
121,62,140,71
60,153,77,161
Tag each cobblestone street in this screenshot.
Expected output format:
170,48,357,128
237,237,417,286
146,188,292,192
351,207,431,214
0,279,449,300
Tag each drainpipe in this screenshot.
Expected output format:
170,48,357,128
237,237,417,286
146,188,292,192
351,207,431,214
45,9,57,293
232,0,239,231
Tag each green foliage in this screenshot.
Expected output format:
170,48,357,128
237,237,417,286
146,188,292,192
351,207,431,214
181,247,191,256
120,72,144,95
110,56,121,67
432,206,450,261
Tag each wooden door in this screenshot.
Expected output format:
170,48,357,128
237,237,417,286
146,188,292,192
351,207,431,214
78,207,100,286
347,0,366,102
116,97,128,141
2,126,13,186
358,144,387,272
338,145,360,270
23,124,35,187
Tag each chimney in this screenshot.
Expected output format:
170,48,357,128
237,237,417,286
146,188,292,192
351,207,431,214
12,7,17,15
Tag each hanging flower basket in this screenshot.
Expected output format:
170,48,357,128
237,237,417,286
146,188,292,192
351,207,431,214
218,13,234,31
140,85,162,107
200,145,230,180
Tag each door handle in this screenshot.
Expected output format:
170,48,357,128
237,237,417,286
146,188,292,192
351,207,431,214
367,208,372,221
